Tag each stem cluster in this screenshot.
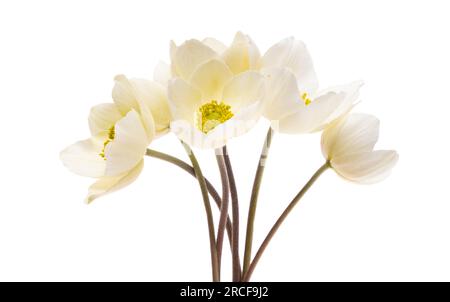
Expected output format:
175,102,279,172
146,127,329,282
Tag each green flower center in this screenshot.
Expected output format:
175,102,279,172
99,126,115,159
197,100,234,133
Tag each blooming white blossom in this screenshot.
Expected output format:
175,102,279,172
321,113,399,184
168,38,265,149
60,74,170,202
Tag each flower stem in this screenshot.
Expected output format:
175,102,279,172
243,127,274,275
243,161,330,282
215,147,230,279
145,149,233,247
181,142,219,282
223,146,242,281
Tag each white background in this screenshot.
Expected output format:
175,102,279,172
0,0,449,281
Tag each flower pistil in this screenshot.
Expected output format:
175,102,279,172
197,100,234,133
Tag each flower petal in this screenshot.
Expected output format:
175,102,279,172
277,91,346,134
261,67,301,121
170,120,209,149
112,74,140,115
86,159,144,203
202,37,227,54
321,113,380,160
113,75,156,139
153,61,171,87
60,137,106,178
88,103,122,136
316,80,364,125
223,31,260,74
205,101,262,148
221,71,264,112
170,101,261,149
168,78,202,122
171,39,218,80
104,110,150,176
128,79,170,137
261,37,318,94
331,150,399,184
189,59,233,101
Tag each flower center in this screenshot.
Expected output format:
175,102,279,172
301,92,312,106
197,100,234,134
99,126,115,159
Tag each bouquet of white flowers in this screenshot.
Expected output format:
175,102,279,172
60,32,398,282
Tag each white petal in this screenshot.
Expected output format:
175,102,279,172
172,39,218,80
277,91,346,134
168,78,201,122
321,113,380,160
153,61,171,87
316,80,363,125
202,37,227,54
113,75,156,139
221,71,264,112
170,120,209,149
86,159,144,203
189,59,233,101
128,78,170,137
88,103,122,136
223,31,261,74
206,101,262,148
331,150,399,184
112,74,140,115
171,101,262,149
60,137,106,178
261,37,318,94
104,110,150,176
261,67,301,121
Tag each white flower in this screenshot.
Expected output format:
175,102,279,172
321,113,399,184
61,74,171,202
170,32,260,79
168,40,265,149
259,37,363,133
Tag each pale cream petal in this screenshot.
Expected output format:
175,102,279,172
113,75,156,139
321,113,380,160
153,61,171,87
86,159,144,203
261,37,318,94
221,71,264,112
189,59,233,101
202,37,227,54
112,74,140,115
88,103,123,136
104,110,150,176
277,91,346,134
317,80,364,125
203,101,262,149
223,31,261,74
261,67,301,121
171,101,262,149
170,119,209,149
167,78,202,123
128,78,169,137
331,150,399,184
60,137,106,178
172,39,218,80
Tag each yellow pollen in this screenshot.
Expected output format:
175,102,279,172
301,92,312,106
99,126,115,159
197,100,234,133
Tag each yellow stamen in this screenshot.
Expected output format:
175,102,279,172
99,126,115,159
301,92,312,106
197,100,234,133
